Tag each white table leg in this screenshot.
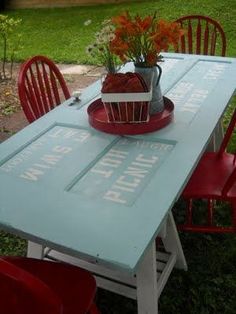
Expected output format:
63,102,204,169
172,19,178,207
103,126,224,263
162,212,187,270
207,120,224,152
27,241,44,259
136,241,158,314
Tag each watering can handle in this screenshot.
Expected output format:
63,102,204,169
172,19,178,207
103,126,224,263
155,64,162,86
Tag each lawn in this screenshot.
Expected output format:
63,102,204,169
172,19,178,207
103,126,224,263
1,1,236,313
4,0,236,64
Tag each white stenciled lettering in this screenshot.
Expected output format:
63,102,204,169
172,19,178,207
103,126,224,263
0,140,47,173
103,152,159,204
20,168,44,181
124,166,148,178
179,104,199,113
2,157,23,171
40,154,61,165
103,191,127,204
100,158,122,168
63,130,79,139
167,82,194,105
203,64,226,80
136,154,158,164
33,163,51,169
48,128,91,143
90,149,127,179
30,140,46,150
48,128,64,138
131,162,152,168
18,149,71,181
52,145,72,154
150,143,164,150
91,168,113,178
177,88,208,113
112,184,135,192
107,149,128,159
116,176,141,188
73,131,91,143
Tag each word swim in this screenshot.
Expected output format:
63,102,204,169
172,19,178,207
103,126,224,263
20,145,72,181
1,127,91,181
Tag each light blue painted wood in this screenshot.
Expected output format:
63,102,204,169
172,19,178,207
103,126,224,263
0,53,236,273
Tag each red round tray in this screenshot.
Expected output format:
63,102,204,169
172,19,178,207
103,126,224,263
87,97,174,135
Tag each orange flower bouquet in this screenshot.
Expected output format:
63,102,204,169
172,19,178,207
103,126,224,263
96,12,184,123
109,11,183,67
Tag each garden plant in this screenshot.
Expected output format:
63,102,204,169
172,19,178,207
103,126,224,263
0,14,22,80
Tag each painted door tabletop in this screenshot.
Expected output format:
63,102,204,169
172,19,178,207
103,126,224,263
0,53,236,273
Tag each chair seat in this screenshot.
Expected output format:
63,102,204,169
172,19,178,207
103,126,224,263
183,152,235,199
2,257,97,314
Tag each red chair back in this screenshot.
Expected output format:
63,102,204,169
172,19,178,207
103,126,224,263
221,108,236,196
175,15,226,56
218,108,236,156
0,258,61,314
18,55,71,123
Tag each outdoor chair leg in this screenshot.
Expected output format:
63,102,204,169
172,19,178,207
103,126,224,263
207,199,214,226
186,199,193,226
88,303,100,314
232,201,236,232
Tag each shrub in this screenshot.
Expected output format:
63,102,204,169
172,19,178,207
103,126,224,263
0,14,22,80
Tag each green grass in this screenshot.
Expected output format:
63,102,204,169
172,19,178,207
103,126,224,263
1,1,236,313
0,231,26,256
4,0,236,65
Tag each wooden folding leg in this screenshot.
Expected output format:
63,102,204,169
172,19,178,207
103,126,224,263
136,242,158,314
207,120,224,152
162,212,187,270
136,212,187,314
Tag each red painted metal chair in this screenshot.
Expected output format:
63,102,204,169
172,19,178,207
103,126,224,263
18,55,71,123
0,256,100,314
177,108,236,233
175,15,226,56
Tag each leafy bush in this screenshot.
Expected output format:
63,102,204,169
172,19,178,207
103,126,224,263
0,14,22,80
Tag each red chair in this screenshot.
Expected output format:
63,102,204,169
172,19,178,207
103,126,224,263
177,108,236,233
175,15,226,56
18,55,71,123
0,256,100,314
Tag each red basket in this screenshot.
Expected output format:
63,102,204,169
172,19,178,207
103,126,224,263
101,72,152,123
102,92,152,123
